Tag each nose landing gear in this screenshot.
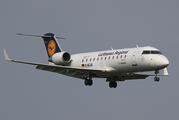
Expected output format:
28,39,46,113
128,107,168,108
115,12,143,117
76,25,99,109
154,70,160,82
154,76,160,82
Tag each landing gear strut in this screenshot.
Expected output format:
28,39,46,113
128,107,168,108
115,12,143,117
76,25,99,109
154,70,160,82
109,81,117,88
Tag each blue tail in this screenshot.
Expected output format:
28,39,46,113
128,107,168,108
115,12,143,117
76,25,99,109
42,33,62,58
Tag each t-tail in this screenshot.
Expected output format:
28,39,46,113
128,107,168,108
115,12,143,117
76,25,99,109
17,33,65,58
42,33,63,58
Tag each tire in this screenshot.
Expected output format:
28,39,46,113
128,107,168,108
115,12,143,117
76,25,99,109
109,81,117,88
113,81,117,88
109,82,113,88
84,79,88,86
88,80,93,86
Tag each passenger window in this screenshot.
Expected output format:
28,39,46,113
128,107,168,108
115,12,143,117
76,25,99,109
97,58,99,61
108,56,110,60
82,59,84,62
112,56,114,59
105,57,107,60
124,55,126,58
90,58,92,61
101,57,103,60
86,59,88,62
121,55,122,58
116,56,118,59
93,58,95,61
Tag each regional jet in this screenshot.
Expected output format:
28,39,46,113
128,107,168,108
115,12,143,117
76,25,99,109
3,33,169,88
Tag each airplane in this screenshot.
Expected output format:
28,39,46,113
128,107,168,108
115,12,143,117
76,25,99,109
3,33,169,88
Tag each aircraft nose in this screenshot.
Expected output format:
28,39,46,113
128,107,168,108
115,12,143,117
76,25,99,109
158,56,169,67
161,57,169,67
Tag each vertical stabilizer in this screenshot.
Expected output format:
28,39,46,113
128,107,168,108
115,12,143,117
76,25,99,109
42,33,62,58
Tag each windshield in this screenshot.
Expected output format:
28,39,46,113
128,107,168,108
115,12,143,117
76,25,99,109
142,50,162,55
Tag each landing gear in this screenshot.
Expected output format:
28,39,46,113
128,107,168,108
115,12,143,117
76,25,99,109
154,70,160,82
109,81,117,88
84,79,93,86
155,70,159,75
154,77,160,82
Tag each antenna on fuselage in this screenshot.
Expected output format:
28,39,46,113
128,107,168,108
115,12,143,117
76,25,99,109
136,45,138,48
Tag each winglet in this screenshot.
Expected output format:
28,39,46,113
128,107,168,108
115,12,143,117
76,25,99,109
164,68,169,76
3,49,11,61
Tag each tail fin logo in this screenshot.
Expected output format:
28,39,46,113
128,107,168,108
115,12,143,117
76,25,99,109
48,40,56,57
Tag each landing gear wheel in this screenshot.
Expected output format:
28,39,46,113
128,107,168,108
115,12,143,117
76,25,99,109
157,77,160,82
109,82,113,88
109,81,117,88
84,79,88,85
154,77,157,81
84,79,93,86
88,80,93,86
154,77,160,82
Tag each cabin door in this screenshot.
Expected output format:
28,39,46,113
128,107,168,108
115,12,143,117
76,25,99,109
132,52,137,66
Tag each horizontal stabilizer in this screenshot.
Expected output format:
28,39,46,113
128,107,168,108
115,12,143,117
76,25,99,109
17,33,66,39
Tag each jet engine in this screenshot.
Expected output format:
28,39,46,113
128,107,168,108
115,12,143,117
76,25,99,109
49,52,71,65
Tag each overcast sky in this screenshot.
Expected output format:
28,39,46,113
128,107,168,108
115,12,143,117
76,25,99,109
0,0,179,120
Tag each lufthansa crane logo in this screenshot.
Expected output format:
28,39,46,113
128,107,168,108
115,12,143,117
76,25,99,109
48,40,56,57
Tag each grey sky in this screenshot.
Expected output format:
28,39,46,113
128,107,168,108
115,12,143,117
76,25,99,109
0,0,179,120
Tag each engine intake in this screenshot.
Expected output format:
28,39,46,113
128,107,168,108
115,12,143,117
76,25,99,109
49,52,71,65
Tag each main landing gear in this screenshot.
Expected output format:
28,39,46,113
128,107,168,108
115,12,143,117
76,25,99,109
84,78,93,86
109,81,117,88
154,70,160,82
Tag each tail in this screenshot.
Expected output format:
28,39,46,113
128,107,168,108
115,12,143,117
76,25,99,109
17,33,65,58
42,33,62,58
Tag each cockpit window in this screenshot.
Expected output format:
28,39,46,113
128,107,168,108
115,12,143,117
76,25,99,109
142,50,162,55
151,51,162,54
142,51,150,54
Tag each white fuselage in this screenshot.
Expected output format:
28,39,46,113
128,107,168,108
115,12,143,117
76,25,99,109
69,46,169,76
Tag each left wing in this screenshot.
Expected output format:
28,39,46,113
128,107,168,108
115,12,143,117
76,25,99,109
3,49,107,79
35,65,108,79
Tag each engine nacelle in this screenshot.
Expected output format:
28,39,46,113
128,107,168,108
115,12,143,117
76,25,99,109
50,52,71,65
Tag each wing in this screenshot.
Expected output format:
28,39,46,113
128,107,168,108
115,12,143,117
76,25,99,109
119,73,149,80
106,73,149,82
35,65,108,79
106,68,169,82
3,49,107,79
112,68,169,81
